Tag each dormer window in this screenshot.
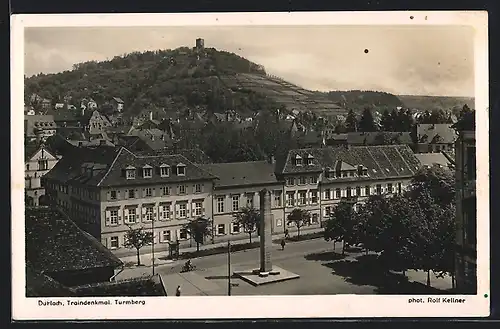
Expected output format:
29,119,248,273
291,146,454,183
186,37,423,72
143,164,153,178
125,166,136,180
177,163,186,176
294,154,302,166
357,165,364,176
305,154,314,166
160,164,170,177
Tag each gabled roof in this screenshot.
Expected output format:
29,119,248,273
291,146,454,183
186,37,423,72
200,161,280,188
25,207,122,274
416,124,456,144
97,148,216,187
280,145,421,180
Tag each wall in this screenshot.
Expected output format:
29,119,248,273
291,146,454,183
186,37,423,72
211,183,285,243
25,148,59,206
283,173,322,233
99,180,214,253
454,130,477,293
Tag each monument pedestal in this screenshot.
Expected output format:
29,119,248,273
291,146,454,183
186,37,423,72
232,189,300,286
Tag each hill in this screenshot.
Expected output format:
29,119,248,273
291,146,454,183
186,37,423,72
325,90,404,112
24,46,278,118
24,45,348,119
397,95,475,111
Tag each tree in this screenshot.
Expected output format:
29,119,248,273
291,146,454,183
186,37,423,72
407,165,456,287
407,165,455,206
182,216,212,252
380,109,393,131
232,206,261,243
286,208,311,240
324,201,356,255
345,109,358,132
358,107,377,132
123,226,154,266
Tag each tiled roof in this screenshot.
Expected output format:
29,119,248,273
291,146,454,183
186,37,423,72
26,263,76,297
98,148,216,187
200,161,280,188
347,132,413,145
25,207,123,274
415,152,452,168
154,148,213,164
43,145,122,185
73,275,166,297
416,124,456,144
280,145,420,180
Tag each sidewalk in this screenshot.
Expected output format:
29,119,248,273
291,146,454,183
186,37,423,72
118,228,325,268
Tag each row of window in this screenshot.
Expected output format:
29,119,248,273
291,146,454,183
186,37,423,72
105,216,323,249
108,184,204,200
214,192,280,213
286,176,319,186
106,201,205,225
25,160,49,171
125,163,186,180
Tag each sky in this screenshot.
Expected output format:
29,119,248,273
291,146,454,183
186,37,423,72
24,25,476,97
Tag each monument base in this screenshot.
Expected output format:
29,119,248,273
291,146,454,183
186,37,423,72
234,266,300,286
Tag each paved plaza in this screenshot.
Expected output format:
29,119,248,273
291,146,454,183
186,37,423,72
117,238,453,296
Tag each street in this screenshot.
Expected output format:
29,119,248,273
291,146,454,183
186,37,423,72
117,238,453,296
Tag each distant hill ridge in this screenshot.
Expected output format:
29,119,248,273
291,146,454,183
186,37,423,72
24,42,474,118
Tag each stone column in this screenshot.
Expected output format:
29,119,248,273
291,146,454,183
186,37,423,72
259,188,273,273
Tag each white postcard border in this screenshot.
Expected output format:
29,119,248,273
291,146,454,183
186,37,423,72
11,11,490,320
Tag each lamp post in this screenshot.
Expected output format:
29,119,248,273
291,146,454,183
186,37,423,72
227,240,231,296
152,215,155,276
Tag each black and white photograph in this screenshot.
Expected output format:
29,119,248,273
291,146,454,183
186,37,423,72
12,12,489,319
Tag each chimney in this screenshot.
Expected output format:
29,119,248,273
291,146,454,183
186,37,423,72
268,155,276,164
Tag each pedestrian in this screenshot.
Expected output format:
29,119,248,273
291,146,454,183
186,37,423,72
280,239,286,251
176,285,181,297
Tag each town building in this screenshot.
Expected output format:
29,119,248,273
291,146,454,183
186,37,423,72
25,207,167,297
414,123,456,153
42,143,423,255
25,143,60,206
111,97,125,112
24,115,57,142
452,112,476,293
42,146,217,256
84,110,113,135
415,152,453,170
199,160,284,241
25,207,123,287
275,145,422,232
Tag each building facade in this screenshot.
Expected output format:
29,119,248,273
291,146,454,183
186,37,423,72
25,145,60,206
43,146,217,257
276,145,421,233
453,113,476,293
415,123,456,153
200,161,285,241
43,144,422,255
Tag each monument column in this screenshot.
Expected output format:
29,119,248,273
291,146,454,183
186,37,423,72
259,188,273,274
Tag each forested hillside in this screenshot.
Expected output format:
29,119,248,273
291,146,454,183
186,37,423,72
24,46,276,117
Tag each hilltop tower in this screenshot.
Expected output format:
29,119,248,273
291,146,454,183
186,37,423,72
195,38,204,52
